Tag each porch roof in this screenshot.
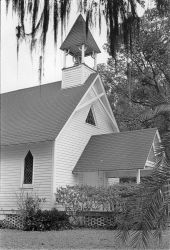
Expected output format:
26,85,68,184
73,128,157,173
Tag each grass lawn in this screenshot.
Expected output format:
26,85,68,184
0,229,170,250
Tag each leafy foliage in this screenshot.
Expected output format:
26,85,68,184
56,184,138,228
99,14,170,242
98,8,170,158
16,191,46,230
16,192,70,231
56,184,137,213
22,208,71,231
17,192,46,216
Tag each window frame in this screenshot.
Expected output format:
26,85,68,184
21,150,34,189
85,106,97,127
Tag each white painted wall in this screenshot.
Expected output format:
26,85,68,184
54,84,115,191
0,141,54,213
62,64,95,88
80,171,107,187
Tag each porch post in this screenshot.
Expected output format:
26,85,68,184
137,169,141,184
81,44,85,63
94,53,97,70
63,50,67,68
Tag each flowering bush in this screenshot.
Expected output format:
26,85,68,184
56,184,137,213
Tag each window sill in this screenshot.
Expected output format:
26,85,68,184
85,122,99,129
20,184,33,189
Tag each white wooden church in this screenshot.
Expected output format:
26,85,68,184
0,15,160,216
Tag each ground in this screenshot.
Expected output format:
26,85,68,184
0,229,170,250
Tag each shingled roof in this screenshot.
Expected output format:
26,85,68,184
60,14,101,56
0,73,97,146
73,128,157,173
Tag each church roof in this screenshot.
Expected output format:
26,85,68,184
73,128,157,173
0,73,97,146
60,14,101,56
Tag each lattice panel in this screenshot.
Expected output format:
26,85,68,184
84,215,115,228
2,214,23,229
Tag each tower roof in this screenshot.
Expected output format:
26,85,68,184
60,14,101,57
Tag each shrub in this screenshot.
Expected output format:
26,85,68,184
55,184,137,228
23,208,71,231
56,184,137,213
16,192,46,230
0,220,4,228
16,192,70,231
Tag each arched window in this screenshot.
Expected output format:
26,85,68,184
86,107,96,126
24,151,33,184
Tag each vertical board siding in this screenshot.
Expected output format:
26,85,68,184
0,141,53,212
54,86,114,189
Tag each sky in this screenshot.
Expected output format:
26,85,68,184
1,1,146,93
1,1,110,93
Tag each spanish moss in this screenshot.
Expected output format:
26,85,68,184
5,0,169,59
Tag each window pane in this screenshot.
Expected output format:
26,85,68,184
24,151,33,184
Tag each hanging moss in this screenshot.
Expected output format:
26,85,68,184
53,0,59,46
5,0,168,59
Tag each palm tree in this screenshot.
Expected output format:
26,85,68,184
116,139,170,248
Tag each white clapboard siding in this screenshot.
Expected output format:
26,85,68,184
0,141,53,212
62,64,94,88
54,86,115,189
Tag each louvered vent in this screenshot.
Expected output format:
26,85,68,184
86,108,96,126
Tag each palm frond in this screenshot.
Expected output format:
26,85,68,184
138,93,170,121
130,230,152,249
116,141,170,248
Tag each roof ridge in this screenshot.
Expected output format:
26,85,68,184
117,127,157,134
91,127,157,138
1,73,98,96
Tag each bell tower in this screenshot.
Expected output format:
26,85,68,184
60,14,101,89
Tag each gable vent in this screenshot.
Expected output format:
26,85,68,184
86,108,96,126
